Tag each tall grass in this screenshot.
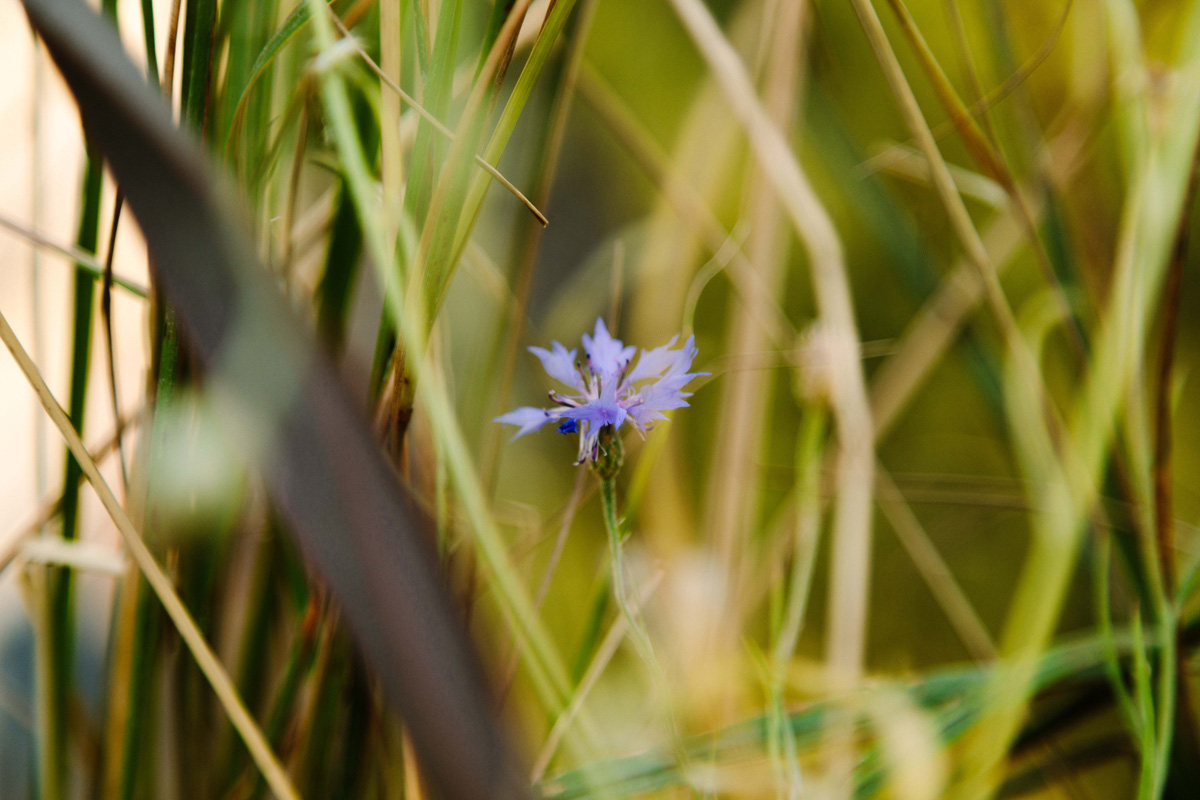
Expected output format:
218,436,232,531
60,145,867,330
4,0,1200,798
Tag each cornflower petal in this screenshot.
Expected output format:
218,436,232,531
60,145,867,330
529,342,583,391
494,407,555,440
496,322,704,462
663,335,701,379
626,384,690,428
624,335,680,386
625,338,707,429
582,318,636,378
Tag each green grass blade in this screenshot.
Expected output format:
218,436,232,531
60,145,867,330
317,90,379,355
439,0,580,317
179,0,217,133
543,626,1174,799
214,0,279,162
475,0,516,81
22,3,536,797
402,0,460,228
303,0,586,743
47,4,117,794
225,0,321,163
138,0,157,82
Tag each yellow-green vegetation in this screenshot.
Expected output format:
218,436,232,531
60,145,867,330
4,0,1200,798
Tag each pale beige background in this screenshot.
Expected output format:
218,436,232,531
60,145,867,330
0,0,166,630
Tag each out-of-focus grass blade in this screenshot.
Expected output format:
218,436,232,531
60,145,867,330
179,0,217,132
375,0,540,403
438,0,580,318
958,0,1200,790
411,0,430,76
879,0,1087,355
0,307,299,800
542,627,1179,799
138,0,157,82
403,0,460,228
371,0,465,389
17,3,529,800
317,91,378,355
225,1,322,162
48,2,116,794
475,0,517,81
0,211,148,296
214,0,278,165
475,0,592,475
317,187,366,354
304,0,581,745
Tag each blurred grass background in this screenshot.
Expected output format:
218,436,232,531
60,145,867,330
3,0,1200,797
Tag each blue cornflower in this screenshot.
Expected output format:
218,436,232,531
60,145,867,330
495,318,706,463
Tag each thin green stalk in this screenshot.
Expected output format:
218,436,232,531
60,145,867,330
370,0,467,404
594,433,653,669
45,5,117,794
139,0,158,83
0,306,299,800
767,406,827,796
165,6,221,787
1152,607,1178,799
599,478,647,662
100,195,128,490
444,0,581,308
1092,532,1141,738
45,149,101,795
117,577,162,800
179,0,218,134
1131,610,1157,798
956,2,1200,791
31,564,59,800
479,0,595,483
772,408,829,669
0,212,148,297
303,0,579,724
595,432,688,776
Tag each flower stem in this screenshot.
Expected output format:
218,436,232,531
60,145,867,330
599,476,666,711
600,479,633,639
598,472,698,784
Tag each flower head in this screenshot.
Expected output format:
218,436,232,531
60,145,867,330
495,318,706,463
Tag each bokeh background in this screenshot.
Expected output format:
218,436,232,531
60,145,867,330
4,0,1200,797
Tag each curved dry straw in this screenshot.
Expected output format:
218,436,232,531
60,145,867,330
0,308,299,800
